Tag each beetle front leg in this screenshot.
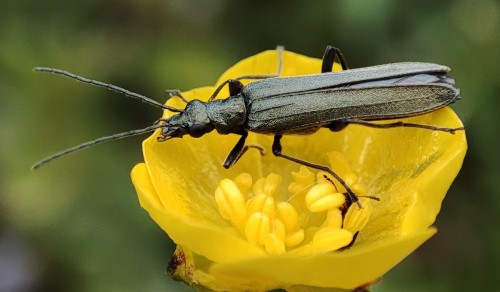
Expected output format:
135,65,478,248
164,90,189,103
321,45,349,72
223,132,265,169
209,47,284,102
272,135,361,207
209,79,244,102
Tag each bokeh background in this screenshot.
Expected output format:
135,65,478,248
1,0,498,291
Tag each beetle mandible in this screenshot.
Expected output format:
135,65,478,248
33,46,464,207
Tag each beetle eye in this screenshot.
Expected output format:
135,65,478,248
188,124,206,138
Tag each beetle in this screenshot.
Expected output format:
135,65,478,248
33,45,463,206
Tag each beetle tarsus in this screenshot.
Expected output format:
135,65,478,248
339,231,360,251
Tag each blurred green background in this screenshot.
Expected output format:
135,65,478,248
1,0,498,291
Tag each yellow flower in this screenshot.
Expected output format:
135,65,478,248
131,49,467,291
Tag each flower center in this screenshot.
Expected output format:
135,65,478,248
214,151,373,255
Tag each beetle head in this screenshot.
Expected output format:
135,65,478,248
158,100,215,141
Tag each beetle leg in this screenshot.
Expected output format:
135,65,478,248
209,75,279,102
164,90,189,103
321,45,349,72
224,144,266,169
209,47,284,102
343,119,465,134
228,79,244,96
208,79,244,102
326,119,349,132
338,231,360,251
275,45,284,76
272,135,361,208
223,132,265,169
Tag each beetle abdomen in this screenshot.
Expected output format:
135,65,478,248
242,62,450,100
246,75,459,135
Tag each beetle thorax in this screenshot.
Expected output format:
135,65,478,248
206,95,247,135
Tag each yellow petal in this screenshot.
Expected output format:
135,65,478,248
131,47,467,291
131,163,266,262
210,228,436,289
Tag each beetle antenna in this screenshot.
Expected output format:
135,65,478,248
32,123,165,169
33,67,183,113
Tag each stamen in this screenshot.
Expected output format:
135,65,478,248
312,228,354,253
322,209,343,228
307,192,345,213
252,173,282,198
264,174,282,196
265,234,286,255
305,183,336,205
343,198,372,233
323,151,359,194
276,202,299,232
234,173,252,195
284,229,305,247
213,150,373,255
214,179,247,231
272,219,286,242
245,212,271,245
247,194,276,218
305,183,345,212
288,166,315,195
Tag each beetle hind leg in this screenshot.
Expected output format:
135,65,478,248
326,119,349,132
343,119,465,134
271,135,361,208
